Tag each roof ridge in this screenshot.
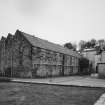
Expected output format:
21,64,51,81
17,30,80,57
21,30,65,48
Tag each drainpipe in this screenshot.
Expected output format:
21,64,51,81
11,38,13,78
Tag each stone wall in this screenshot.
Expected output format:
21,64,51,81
0,30,79,78
0,31,33,78
32,47,79,77
32,47,63,77
0,37,6,75
98,52,105,78
98,63,105,78
11,31,32,77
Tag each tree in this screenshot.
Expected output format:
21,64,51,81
79,40,86,51
98,39,105,46
103,46,105,51
85,41,91,48
95,46,102,54
98,39,105,50
64,42,76,50
90,39,96,48
72,43,77,51
79,39,97,50
95,39,105,54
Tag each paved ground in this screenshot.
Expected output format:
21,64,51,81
94,94,105,105
12,75,105,88
12,75,105,105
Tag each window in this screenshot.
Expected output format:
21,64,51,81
70,56,72,65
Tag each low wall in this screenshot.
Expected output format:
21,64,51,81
98,63,105,78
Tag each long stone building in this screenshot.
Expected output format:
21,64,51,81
0,30,80,78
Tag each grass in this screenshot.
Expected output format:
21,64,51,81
0,82,105,105
0,77,11,82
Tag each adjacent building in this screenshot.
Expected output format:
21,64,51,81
81,48,101,72
97,51,105,77
0,30,80,78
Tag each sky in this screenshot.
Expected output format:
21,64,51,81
0,0,105,45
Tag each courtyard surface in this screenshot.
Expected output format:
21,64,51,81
12,75,105,88
0,82,105,105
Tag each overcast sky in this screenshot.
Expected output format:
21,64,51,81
0,0,105,45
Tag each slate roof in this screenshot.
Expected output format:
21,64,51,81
17,30,80,58
82,48,96,52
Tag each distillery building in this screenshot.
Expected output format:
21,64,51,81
0,30,80,78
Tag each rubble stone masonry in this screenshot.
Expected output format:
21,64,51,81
0,30,80,78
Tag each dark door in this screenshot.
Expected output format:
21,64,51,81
5,68,11,77
61,55,65,76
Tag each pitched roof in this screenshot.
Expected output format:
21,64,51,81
16,30,80,57
1,36,6,41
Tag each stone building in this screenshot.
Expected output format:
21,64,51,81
0,30,80,78
97,51,105,78
81,48,101,72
